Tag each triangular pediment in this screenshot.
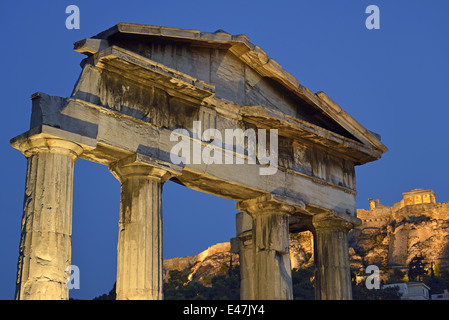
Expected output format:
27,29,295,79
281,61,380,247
74,23,387,163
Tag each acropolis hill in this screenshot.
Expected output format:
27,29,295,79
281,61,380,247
163,189,449,283
351,189,449,272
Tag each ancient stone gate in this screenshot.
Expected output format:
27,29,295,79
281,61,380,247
10,23,387,300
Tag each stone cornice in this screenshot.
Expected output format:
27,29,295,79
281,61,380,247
89,45,215,102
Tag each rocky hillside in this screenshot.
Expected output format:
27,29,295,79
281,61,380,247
163,242,237,284
163,197,449,284
351,200,449,274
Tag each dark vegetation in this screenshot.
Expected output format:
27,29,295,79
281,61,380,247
93,257,449,300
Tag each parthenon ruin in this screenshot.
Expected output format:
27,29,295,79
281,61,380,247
10,23,387,300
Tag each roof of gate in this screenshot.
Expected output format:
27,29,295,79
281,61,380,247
74,23,388,161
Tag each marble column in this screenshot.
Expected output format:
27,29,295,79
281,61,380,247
312,212,353,300
237,196,295,300
13,136,83,300
230,212,255,300
109,155,175,300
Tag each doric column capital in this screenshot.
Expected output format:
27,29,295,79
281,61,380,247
312,211,359,233
12,135,84,160
236,194,299,217
109,154,182,183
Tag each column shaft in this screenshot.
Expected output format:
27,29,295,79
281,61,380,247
110,158,173,300
237,196,295,300
232,212,255,300
238,236,255,300
118,176,162,299
252,211,292,300
312,213,353,300
15,138,82,300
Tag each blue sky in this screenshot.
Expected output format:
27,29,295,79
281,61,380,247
1,0,448,300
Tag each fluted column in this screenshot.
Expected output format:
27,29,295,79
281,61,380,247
312,212,353,300
109,155,176,300
13,136,83,300
237,195,295,300
230,212,255,300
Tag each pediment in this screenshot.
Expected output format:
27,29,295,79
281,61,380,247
74,23,387,164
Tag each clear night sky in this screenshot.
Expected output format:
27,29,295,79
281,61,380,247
1,0,448,300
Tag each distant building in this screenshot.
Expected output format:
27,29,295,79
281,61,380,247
368,198,382,210
400,189,436,208
383,282,430,300
431,289,449,300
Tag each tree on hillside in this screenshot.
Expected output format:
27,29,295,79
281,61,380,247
292,268,314,300
163,265,240,300
424,267,449,296
352,282,401,300
93,283,116,300
408,255,426,281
